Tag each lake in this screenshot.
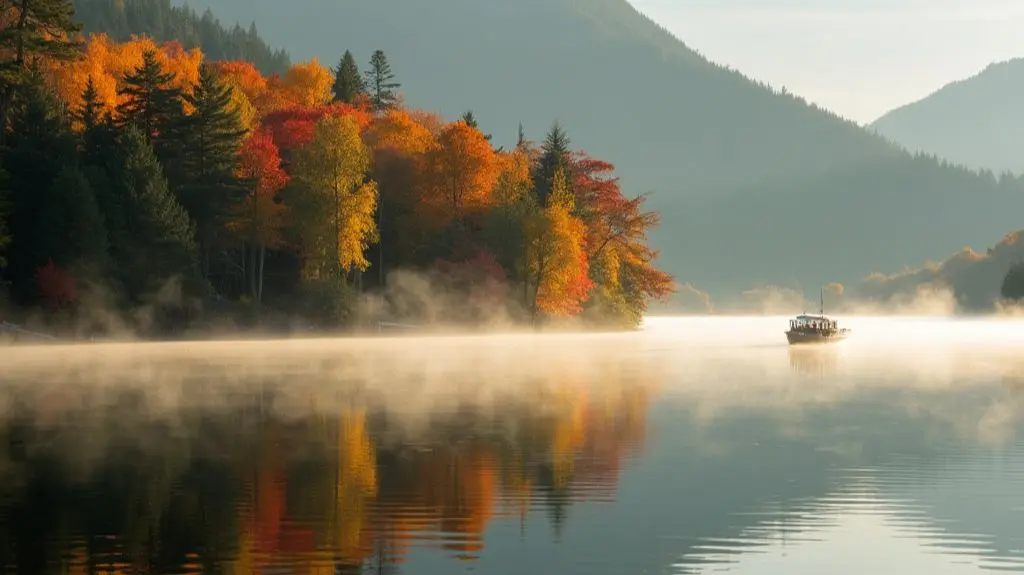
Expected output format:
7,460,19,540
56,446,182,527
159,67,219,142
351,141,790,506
1,316,1023,574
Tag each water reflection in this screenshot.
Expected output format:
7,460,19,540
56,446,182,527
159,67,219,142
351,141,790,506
0,319,1022,573
787,346,841,378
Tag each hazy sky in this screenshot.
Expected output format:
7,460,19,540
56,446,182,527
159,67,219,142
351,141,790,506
629,0,1024,124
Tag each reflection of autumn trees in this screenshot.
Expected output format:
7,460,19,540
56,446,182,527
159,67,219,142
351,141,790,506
0,376,652,572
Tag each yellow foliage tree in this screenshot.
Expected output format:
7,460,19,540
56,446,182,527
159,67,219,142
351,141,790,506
522,170,592,317
420,120,499,226
291,114,379,279
282,58,333,108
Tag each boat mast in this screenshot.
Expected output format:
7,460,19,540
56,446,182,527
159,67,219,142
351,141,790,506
819,286,824,315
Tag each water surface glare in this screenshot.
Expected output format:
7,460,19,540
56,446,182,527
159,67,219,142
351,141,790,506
0,316,1023,574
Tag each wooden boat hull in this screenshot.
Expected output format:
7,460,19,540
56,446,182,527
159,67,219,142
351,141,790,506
786,330,850,345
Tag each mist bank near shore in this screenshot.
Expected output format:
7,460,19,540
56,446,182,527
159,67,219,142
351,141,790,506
667,229,1024,317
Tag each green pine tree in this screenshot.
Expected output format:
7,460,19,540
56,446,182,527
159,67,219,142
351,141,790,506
34,166,110,280
107,126,204,302
76,75,103,131
535,122,571,206
332,50,366,104
0,0,82,145
180,63,248,281
115,49,183,147
364,50,400,112
78,80,119,168
461,110,492,142
1,73,78,302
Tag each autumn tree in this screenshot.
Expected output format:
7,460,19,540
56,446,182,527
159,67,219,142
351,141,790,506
332,50,366,104
570,153,673,326
211,59,266,123
364,108,436,279
485,147,533,273
229,128,288,302
290,114,378,282
282,58,333,108
364,50,399,113
0,0,81,144
180,63,248,279
421,121,499,226
522,169,592,318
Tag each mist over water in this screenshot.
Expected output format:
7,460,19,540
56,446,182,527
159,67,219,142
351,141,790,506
0,317,1023,574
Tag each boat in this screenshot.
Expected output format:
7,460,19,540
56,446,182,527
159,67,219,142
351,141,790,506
785,288,850,345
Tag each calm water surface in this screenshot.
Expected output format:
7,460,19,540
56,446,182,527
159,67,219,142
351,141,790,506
1,317,1024,574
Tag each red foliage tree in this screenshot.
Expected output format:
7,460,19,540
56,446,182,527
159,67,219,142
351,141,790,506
34,259,78,310
569,152,673,305
262,103,373,153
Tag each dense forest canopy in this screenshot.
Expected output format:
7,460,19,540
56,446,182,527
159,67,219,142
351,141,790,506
169,0,1024,298
0,0,673,335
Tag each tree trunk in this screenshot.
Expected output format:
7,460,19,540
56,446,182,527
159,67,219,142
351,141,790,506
257,243,266,303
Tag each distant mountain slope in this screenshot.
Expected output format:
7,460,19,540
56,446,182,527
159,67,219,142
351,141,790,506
75,0,291,74
170,0,1021,298
870,59,1024,174
673,156,1024,294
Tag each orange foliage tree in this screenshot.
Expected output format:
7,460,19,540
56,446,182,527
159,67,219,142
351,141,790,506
46,34,202,119
365,109,438,264
420,121,499,227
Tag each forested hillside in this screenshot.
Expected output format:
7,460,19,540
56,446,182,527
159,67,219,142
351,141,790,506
0,1,672,335
172,0,1024,299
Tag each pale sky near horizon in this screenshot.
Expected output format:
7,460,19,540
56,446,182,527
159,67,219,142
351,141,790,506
629,0,1024,124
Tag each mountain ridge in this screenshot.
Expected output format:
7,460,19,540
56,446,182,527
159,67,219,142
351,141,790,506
870,57,1024,174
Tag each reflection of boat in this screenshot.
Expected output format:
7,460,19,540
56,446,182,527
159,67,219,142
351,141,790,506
785,288,850,345
788,347,840,377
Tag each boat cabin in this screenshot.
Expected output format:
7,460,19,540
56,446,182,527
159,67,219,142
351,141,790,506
789,314,837,332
